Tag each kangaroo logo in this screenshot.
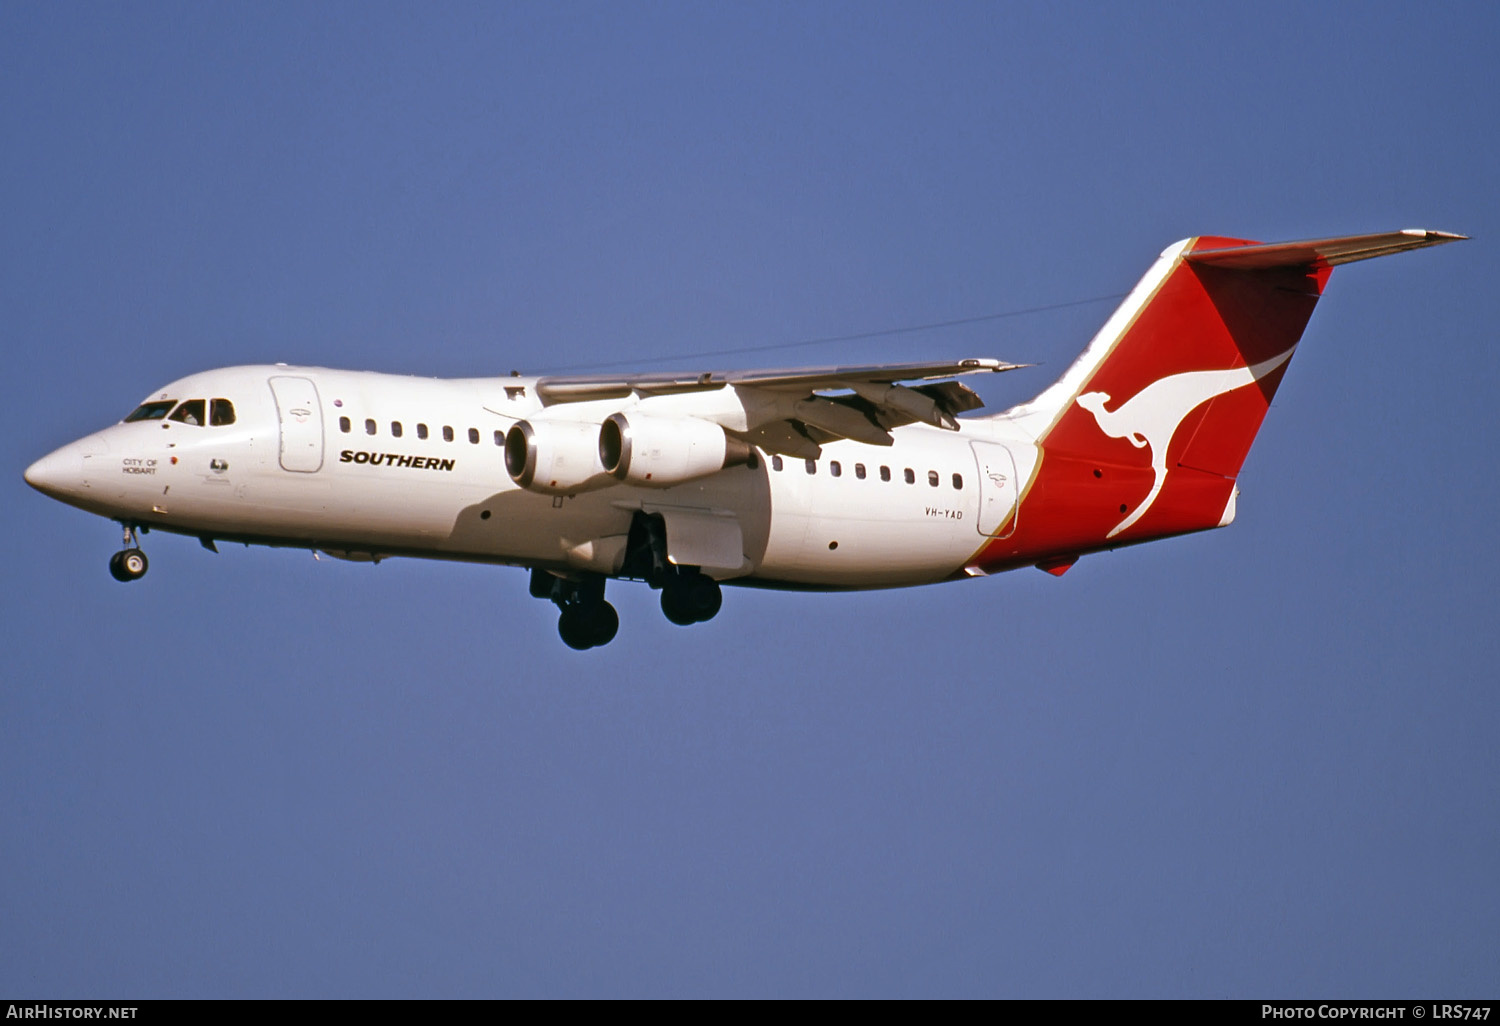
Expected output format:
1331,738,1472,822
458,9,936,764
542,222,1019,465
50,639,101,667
1075,347,1295,538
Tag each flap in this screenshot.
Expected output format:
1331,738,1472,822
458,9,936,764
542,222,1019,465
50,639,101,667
647,505,745,572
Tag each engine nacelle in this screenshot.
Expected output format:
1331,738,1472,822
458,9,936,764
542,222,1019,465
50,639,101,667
504,420,614,495
598,413,752,487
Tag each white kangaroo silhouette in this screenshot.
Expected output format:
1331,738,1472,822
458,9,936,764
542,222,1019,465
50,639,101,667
1075,347,1295,538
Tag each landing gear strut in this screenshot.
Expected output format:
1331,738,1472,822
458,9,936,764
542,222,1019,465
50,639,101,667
109,523,149,583
530,569,619,650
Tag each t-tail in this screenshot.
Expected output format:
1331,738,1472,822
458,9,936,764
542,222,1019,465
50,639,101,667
975,229,1465,573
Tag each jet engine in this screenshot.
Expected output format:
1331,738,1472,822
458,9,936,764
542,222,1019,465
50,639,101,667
598,413,752,487
504,420,614,495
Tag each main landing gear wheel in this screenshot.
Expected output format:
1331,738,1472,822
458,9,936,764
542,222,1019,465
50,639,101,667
532,569,620,650
660,571,722,626
109,548,149,582
557,600,619,651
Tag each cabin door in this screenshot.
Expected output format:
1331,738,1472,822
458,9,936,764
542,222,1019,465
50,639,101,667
268,375,325,473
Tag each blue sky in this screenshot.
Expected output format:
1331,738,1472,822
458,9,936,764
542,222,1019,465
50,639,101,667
3,2,1496,998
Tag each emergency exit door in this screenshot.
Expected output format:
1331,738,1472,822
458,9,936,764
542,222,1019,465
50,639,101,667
971,440,1018,538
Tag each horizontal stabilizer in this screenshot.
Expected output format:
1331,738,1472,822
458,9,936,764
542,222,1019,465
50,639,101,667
1185,229,1466,270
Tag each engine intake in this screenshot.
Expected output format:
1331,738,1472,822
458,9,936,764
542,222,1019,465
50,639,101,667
504,420,614,495
599,414,751,487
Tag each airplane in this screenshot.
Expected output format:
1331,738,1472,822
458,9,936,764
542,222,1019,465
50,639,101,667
24,229,1464,649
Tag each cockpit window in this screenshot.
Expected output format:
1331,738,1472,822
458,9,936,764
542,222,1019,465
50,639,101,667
123,400,176,423
168,399,206,426
210,399,236,426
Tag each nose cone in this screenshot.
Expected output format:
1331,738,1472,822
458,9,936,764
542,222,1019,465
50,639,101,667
25,433,108,503
25,445,82,500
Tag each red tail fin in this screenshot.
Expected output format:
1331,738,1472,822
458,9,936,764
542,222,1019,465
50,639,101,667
976,229,1463,569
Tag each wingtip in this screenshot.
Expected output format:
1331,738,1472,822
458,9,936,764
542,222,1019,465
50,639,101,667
960,358,1031,373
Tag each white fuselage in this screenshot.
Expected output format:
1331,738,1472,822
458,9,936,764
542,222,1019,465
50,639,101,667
34,364,1024,589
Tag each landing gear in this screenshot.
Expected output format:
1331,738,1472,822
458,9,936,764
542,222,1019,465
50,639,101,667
619,512,725,628
660,567,722,626
108,549,149,582
108,524,148,582
531,569,619,650
531,512,730,648
558,600,619,650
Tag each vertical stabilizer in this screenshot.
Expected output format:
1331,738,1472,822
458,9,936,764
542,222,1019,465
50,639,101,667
973,229,1463,569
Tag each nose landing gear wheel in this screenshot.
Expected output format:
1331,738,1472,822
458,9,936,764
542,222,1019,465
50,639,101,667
109,548,149,582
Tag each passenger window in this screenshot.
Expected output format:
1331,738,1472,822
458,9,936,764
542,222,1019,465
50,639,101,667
123,400,176,422
928,470,939,487
443,426,454,442
805,459,817,475
210,399,236,426
417,423,429,440
855,463,866,480
830,461,842,478
169,399,206,426
772,455,783,471
952,473,963,490
468,428,480,444
494,430,504,446
391,421,403,438
339,416,351,433
365,419,377,435
880,465,891,482
904,468,915,484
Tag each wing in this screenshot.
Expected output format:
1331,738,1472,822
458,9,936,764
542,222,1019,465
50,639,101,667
533,358,1026,456
534,357,1019,401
